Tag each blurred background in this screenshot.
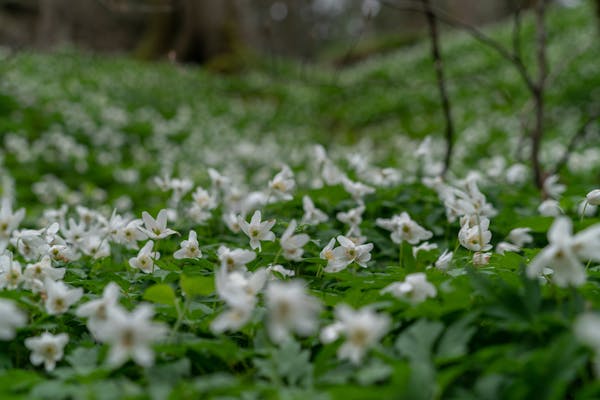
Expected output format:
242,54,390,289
0,0,579,67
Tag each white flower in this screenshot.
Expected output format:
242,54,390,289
376,212,433,245
507,227,533,248
129,241,160,274
241,192,269,217
341,177,375,202
118,219,147,249
280,220,310,261
48,244,78,263
238,210,275,251
337,205,365,228
44,278,83,315
268,165,295,201
211,307,253,335
526,217,600,287
0,198,25,252
23,256,65,291
435,249,453,270
381,272,437,304
139,209,177,239
0,254,23,289
322,304,390,365
578,200,598,217
265,280,321,344
173,230,202,259
301,195,328,225
472,251,492,266
80,234,111,259
451,178,497,219
12,228,51,261
538,199,562,216
320,238,344,272
496,241,521,255
324,235,374,273
192,187,217,209
215,267,267,310
412,242,438,258
76,282,121,336
222,212,242,233
506,163,528,185
0,299,27,339
166,177,193,204
266,264,295,279
543,174,566,199
321,160,346,185
188,187,217,223
94,304,167,368
361,167,402,187
25,332,69,371
211,267,267,333
586,189,600,206
208,168,231,192
458,216,492,252
217,245,256,272
320,321,344,344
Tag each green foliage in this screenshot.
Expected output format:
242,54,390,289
0,2,598,399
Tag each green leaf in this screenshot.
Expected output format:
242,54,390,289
254,340,314,388
143,284,176,306
396,319,444,363
66,346,99,376
355,359,393,386
180,274,214,297
395,319,444,400
436,313,478,361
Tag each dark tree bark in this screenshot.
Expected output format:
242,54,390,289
421,0,455,176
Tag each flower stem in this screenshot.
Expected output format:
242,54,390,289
399,243,404,267
581,201,588,222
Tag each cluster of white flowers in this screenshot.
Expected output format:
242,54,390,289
1,102,600,376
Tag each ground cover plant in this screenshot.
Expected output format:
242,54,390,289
0,2,599,399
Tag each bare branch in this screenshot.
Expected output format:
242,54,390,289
380,0,536,92
420,0,454,176
512,0,523,64
530,0,548,191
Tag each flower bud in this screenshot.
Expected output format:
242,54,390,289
586,189,600,206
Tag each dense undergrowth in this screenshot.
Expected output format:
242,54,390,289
0,2,599,399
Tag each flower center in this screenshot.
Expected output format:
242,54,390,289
275,300,291,320
54,297,66,312
43,345,57,358
349,328,369,347
121,329,135,347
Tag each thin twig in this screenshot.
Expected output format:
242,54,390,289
530,0,548,191
551,112,600,175
421,0,454,176
512,0,523,61
514,36,594,161
380,0,537,92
